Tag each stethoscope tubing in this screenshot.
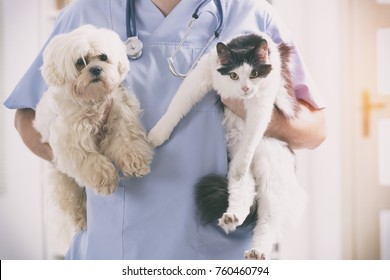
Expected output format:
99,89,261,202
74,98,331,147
193,0,223,36
126,0,137,39
125,0,224,76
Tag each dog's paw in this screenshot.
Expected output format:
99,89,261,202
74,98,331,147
244,249,267,260
218,213,239,234
95,180,117,195
122,162,151,178
89,163,118,195
93,179,118,196
118,153,151,178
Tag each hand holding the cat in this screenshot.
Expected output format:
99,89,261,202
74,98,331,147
222,97,246,119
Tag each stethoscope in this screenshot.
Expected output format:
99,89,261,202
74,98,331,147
125,0,224,78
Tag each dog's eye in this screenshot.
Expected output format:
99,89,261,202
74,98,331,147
76,58,85,66
99,54,108,62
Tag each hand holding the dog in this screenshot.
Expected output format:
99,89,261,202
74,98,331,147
41,143,54,162
15,108,54,162
17,99,112,164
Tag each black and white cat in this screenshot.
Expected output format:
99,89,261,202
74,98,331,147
148,33,306,260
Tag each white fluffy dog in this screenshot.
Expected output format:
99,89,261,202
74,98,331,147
34,25,153,230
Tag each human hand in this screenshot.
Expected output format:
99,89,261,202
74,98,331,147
15,109,55,162
43,143,54,162
221,97,246,119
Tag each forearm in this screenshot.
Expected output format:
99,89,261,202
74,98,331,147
14,108,54,162
265,100,327,150
222,97,327,150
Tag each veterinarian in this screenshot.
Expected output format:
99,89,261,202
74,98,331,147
4,0,326,259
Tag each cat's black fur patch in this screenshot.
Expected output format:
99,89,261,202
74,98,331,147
195,174,258,228
216,34,272,77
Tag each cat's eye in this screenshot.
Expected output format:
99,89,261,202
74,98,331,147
229,72,239,80
99,54,108,62
250,70,259,79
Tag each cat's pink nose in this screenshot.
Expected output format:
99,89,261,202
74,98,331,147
242,86,249,93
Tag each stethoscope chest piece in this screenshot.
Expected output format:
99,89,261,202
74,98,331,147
125,36,143,59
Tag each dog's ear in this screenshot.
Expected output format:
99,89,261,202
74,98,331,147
114,34,130,81
41,34,69,86
118,50,130,81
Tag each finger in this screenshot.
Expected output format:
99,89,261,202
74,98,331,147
221,97,246,119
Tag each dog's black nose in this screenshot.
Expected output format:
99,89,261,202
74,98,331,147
89,66,102,77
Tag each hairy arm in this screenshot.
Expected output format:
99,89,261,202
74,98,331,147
222,98,327,150
14,108,54,162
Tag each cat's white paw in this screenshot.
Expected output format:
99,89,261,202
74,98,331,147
148,126,169,147
244,249,267,260
218,213,240,233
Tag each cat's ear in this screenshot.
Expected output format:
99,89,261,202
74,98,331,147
255,39,270,64
216,42,232,65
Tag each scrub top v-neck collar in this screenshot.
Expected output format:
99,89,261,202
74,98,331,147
135,0,210,44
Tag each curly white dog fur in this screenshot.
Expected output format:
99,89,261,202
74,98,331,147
34,25,154,230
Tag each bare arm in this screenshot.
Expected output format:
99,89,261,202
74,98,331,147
14,108,54,162
222,98,327,150
266,100,327,149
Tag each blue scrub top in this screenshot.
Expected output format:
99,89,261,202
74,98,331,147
4,0,324,259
